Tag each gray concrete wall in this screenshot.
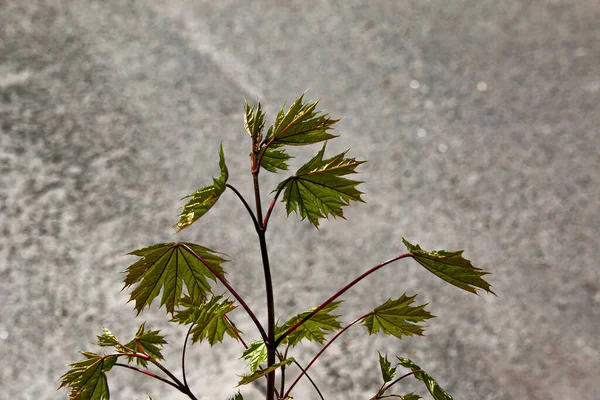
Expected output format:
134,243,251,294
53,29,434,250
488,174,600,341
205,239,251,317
1,1,598,399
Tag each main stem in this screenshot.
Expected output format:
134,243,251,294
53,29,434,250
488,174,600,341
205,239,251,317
252,146,276,400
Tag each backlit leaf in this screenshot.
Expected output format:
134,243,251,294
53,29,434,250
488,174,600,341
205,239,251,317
123,242,228,315
260,145,292,173
275,144,365,228
240,339,268,372
172,294,239,346
123,323,166,368
237,358,295,386
378,351,396,383
244,99,265,140
96,327,119,348
362,294,433,339
401,393,422,400
397,358,453,400
228,392,243,400
278,301,343,346
402,238,494,295
175,145,228,232
264,93,338,146
59,352,116,400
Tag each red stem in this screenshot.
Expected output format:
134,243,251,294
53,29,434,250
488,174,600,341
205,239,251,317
276,253,414,346
284,313,370,398
177,243,268,344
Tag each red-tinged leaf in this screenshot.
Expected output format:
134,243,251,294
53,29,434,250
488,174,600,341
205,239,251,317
175,144,228,232
59,352,116,400
278,301,343,346
172,294,240,346
264,93,338,146
123,323,167,367
362,294,434,339
123,242,228,315
402,238,494,295
275,144,365,228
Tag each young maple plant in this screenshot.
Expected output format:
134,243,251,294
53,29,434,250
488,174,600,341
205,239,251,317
60,93,494,400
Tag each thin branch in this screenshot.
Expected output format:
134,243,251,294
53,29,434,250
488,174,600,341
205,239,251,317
226,183,260,230
263,177,292,228
113,363,180,390
177,243,269,344
284,314,369,398
276,253,414,346
224,315,248,349
291,359,326,400
182,324,194,389
380,370,422,396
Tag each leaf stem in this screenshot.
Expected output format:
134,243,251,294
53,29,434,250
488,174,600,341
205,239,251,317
113,363,180,390
181,324,194,390
276,253,413,346
284,314,369,398
263,177,291,228
178,243,268,344
377,370,422,398
226,183,260,231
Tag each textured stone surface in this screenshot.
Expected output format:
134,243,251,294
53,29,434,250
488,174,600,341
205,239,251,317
1,1,598,399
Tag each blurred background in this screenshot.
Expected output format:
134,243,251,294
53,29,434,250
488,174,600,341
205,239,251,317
1,1,598,399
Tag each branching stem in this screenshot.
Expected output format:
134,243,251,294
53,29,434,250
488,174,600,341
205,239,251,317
178,243,268,344
226,183,260,231
284,314,369,398
276,253,413,346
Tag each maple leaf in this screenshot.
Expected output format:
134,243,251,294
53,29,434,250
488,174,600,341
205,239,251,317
240,339,269,372
401,393,422,400
59,352,116,400
260,144,292,173
278,301,343,346
172,294,240,345
122,323,167,368
402,238,494,295
263,93,339,146
174,144,228,232
123,242,228,315
244,99,265,141
397,357,453,400
378,351,396,383
362,294,434,339
275,144,365,228
237,358,295,386
96,327,119,348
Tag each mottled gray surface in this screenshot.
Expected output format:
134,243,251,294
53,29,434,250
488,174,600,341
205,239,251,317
1,1,599,399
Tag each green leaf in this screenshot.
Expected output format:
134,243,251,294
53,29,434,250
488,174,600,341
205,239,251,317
96,327,119,348
362,294,434,339
145,395,153,400
123,242,228,315
397,358,453,400
402,238,494,295
175,144,228,232
260,145,292,173
276,144,365,228
264,93,339,146
172,295,239,346
240,340,268,372
237,358,295,386
378,351,396,383
278,301,343,346
244,99,265,140
228,392,243,400
59,352,116,400
123,323,167,368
